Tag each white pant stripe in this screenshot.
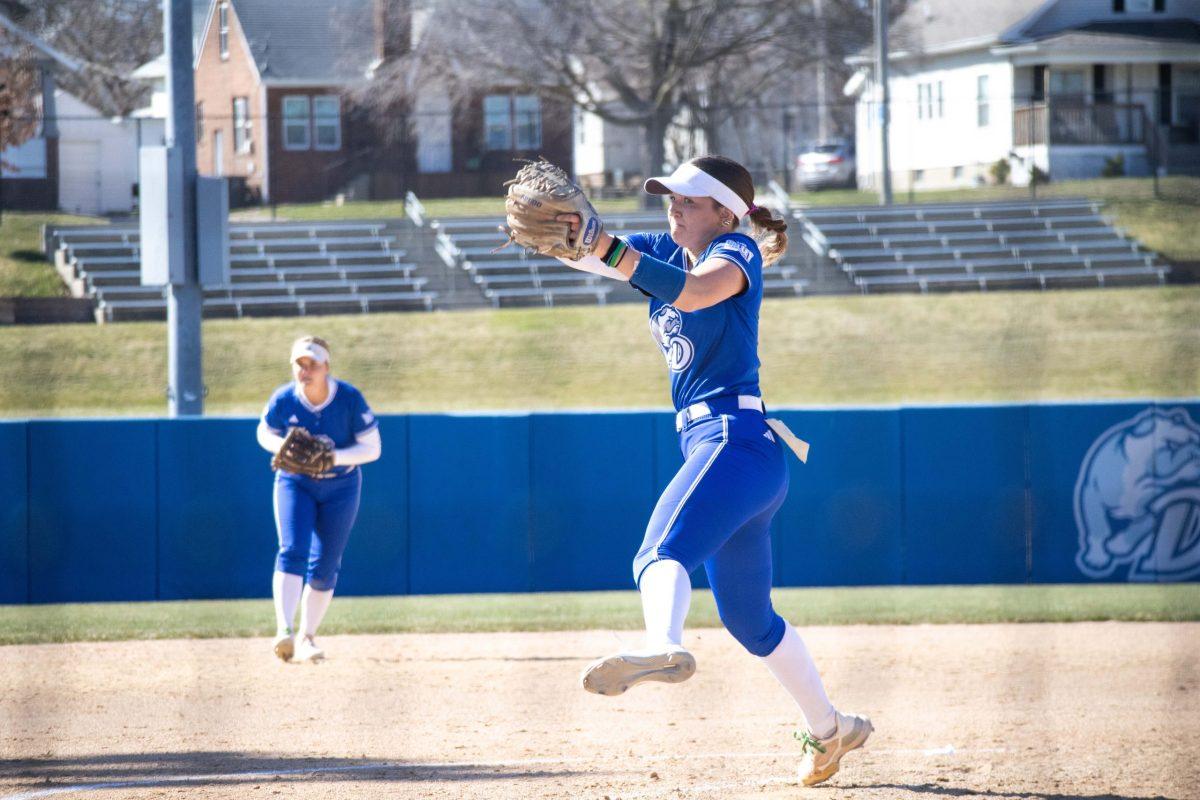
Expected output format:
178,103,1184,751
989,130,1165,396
652,414,729,560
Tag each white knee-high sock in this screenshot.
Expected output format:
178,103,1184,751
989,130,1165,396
639,559,691,649
272,571,303,635
299,584,334,638
760,622,837,738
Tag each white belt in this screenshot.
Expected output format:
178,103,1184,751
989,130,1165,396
674,395,810,463
674,395,763,431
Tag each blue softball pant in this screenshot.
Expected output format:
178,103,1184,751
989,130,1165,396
274,468,362,591
633,407,790,657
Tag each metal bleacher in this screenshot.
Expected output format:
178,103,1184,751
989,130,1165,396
50,220,437,322
794,198,1169,294
432,211,812,308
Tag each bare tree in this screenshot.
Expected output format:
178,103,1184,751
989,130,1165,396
18,0,160,115
0,42,40,222
0,51,38,158
402,0,798,204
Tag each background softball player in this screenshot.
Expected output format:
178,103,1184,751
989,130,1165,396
552,156,872,787
256,335,381,663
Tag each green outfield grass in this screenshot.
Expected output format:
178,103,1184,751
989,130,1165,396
1,584,1196,646
3,285,1198,417
0,211,101,297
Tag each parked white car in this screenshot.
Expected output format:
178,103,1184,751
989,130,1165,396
796,140,856,190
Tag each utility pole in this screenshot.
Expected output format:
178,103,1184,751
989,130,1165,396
815,0,829,142
874,0,893,205
163,0,203,415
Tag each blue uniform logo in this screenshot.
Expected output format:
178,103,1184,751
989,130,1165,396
650,305,694,372
1074,407,1200,581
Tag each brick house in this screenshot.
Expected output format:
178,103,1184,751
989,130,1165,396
192,0,572,203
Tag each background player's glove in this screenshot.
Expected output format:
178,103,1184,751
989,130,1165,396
500,159,605,260
271,427,335,477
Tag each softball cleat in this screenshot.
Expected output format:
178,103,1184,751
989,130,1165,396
580,647,696,696
796,710,873,786
293,634,325,664
272,630,295,662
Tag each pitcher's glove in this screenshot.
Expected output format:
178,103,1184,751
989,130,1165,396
500,159,605,260
271,427,335,477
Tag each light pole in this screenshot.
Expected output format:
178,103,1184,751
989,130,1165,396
874,0,893,205
162,0,204,415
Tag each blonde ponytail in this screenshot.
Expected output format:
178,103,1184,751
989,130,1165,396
744,206,788,267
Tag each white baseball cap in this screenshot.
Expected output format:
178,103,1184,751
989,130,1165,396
290,338,330,365
644,162,751,219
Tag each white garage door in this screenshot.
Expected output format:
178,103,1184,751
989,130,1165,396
59,141,102,216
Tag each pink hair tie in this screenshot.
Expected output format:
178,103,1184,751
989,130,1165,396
744,204,758,216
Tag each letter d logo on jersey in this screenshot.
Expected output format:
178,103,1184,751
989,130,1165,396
649,305,694,372
1074,407,1200,581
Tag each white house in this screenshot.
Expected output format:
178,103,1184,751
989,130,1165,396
55,90,148,215
847,0,1200,190
573,67,837,190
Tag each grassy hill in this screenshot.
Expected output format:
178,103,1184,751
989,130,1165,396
0,211,101,297
3,285,1197,417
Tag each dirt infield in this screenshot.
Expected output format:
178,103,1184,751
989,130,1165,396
1,622,1197,800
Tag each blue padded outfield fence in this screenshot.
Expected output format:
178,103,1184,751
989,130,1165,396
2,400,1199,604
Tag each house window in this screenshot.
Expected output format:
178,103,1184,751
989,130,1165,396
917,84,926,120
218,2,229,60
484,95,512,149
977,75,990,127
1050,69,1086,102
313,96,341,151
282,96,310,150
953,166,964,179
232,97,251,153
513,95,542,150
483,93,542,151
1118,0,1159,10
195,101,204,141
936,80,944,118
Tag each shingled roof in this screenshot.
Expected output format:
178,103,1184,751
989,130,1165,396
886,0,1047,55
851,0,1200,63
200,0,377,83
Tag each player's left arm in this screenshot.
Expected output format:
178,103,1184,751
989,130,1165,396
332,427,381,466
671,258,748,312
333,390,382,466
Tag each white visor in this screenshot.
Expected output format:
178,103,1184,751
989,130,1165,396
644,163,751,219
291,340,329,365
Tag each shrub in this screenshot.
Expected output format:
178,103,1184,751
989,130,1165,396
1101,153,1126,178
990,158,1011,186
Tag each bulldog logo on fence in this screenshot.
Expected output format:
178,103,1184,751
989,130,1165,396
1075,407,1200,581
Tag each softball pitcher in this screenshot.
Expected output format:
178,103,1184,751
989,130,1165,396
256,336,381,664
548,156,872,786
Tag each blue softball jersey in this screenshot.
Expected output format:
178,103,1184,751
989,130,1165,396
260,378,378,477
625,231,763,411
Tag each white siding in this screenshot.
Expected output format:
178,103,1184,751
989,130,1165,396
573,106,642,184
55,90,140,215
856,52,1014,190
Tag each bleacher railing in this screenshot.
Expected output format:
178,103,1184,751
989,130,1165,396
404,191,426,227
